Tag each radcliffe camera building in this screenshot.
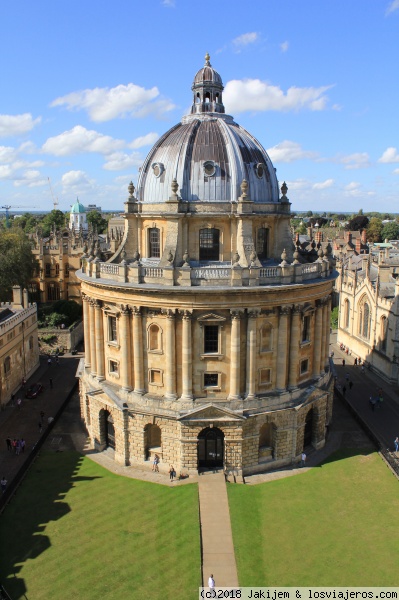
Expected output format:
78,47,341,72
77,55,336,475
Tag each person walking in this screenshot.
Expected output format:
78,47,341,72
370,396,376,411
20,439,25,453
12,439,17,453
394,437,399,452
169,465,176,481
47,357,52,367
301,452,307,467
1,477,7,494
208,575,215,590
15,440,21,456
152,454,160,472
342,385,347,397
342,358,345,367
17,398,22,410
6,437,12,451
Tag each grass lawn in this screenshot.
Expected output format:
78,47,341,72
228,450,399,586
0,451,201,600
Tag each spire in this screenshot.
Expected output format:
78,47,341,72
190,54,225,116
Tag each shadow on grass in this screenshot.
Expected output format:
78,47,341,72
0,451,102,600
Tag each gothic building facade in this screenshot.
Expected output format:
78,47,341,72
77,56,336,475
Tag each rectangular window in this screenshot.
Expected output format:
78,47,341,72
109,360,118,374
300,359,309,375
302,316,311,343
259,368,271,385
45,263,51,277
149,228,160,258
204,373,219,387
204,325,219,353
149,369,162,385
108,316,117,342
65,263,70,277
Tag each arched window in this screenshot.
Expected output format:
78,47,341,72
4,356,11,376
260,323,272,352
199,228,220,261
196,93,200,104
380,316,387,352
149,228,160,258
47,283,60,302
344,299,350,328
205,91,210,103
256,228,269,260
363,302,370,339
55,264,60,276
148,323,162,352
259,423,272,448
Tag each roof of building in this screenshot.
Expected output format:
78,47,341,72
70,199,86,214
137,54,279,204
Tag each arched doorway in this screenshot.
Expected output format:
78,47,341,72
303,409,313,449
101,410,115,450
198,427,224,468
144,424,161,460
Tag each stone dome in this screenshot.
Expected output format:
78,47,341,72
70,198,86,214
137,55,279,204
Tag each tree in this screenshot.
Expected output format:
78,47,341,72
366,218,383,243
347,215,369,231
86,211,108,234
0,231,38,301
330,306,339,330
12,212,39,233
381,222,399,241
358,208,364,215
306,211,313,217
41,210,68,237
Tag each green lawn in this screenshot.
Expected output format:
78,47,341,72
0,452,201,600
228,450,399,586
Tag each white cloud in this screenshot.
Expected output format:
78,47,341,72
224,79,333,114
232,32,259,51
103,151,142,171
42,125,125,156
313,179,334,190
393,168,399,174
162,0,175,6
62,170,95,191
0,145,17,163
50,83,175,122
14,170,47,188
0,165,13,179
128,132,159,149
378,147,399,163
336,152,371,169
386,0,399,15
267,140,319,163
0,113,41,138
280,41,289,53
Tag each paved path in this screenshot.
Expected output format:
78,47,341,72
198,473,238,588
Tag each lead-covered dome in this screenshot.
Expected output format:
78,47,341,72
137,55,279,204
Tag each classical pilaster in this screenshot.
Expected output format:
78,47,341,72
245,309,259,399
288,304,302,389
180,310,193,400
94,300,105,380
276,306,290,391
320,298,328,374
119,305,131,391
132,306,145,395
165,309,177,399
228,310,242,400
82,294,91,368
323,296,332,372
312,301,323,378
89,300,97,376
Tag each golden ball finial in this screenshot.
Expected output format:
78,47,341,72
205,52,210,64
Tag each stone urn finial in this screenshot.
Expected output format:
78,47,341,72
132,249,140,263
250,249,257,265
281,181,288,198
171,178,179,195
205,52,210,65
240,179,248,199
232,251,240,265
128,181,135,197
167,250,174,264
280,248,288,266
182,250,190,266
120,248,127,264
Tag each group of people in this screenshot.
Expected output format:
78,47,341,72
6,437,25,455
151,454,178,481
369,388,384,411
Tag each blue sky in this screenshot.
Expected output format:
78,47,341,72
1,0,398,214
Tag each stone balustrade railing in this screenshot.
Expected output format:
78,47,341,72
81,258,334,287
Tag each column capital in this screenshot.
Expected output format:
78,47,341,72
180,309,193,320
279,306,291,316
162,308,176,319
132,305,142,316
247,308,261,318
292,304,303,314
120,304,130,316
93,299,102,310
230,309,243,320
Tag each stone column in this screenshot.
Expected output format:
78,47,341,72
165,309,177,399
82,295,91,368
228,310,242,400
312,302,323,378
180,310,193,400
119,305,131,391
321,298,328,374
94,300,105,380
276,306,290,391
245,309,259,399
89,300,97,376
132,306,145,395
288,304,302,389
324,296,332,369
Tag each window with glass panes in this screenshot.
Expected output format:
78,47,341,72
149,228,160,258
204,325,219,353
199,228,219,261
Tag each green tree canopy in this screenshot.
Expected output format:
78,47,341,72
41,210,68,237
366,218,383,243
381,222,399,241
86,210,109,234
347,215,369,231
0,230,38,301
12,212,39,233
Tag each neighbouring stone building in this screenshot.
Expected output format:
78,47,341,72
77,55,336,475
0,287,40,407
337,243,399,383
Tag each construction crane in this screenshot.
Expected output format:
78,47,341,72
1,205,37,228
48,177,59,210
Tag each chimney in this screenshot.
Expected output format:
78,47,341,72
355,238,361,254
12,286,23,309
347,232,352,244
361,229,367,244
23,288,29,307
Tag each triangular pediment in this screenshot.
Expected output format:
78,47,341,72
197,313,226,323
178,403,245,422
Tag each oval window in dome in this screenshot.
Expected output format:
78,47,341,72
152,163,164,178
255,163,265,179
203,161,216,177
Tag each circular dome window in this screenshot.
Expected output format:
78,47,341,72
152,163,164,178
203,161,216,177
255,163,265,178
